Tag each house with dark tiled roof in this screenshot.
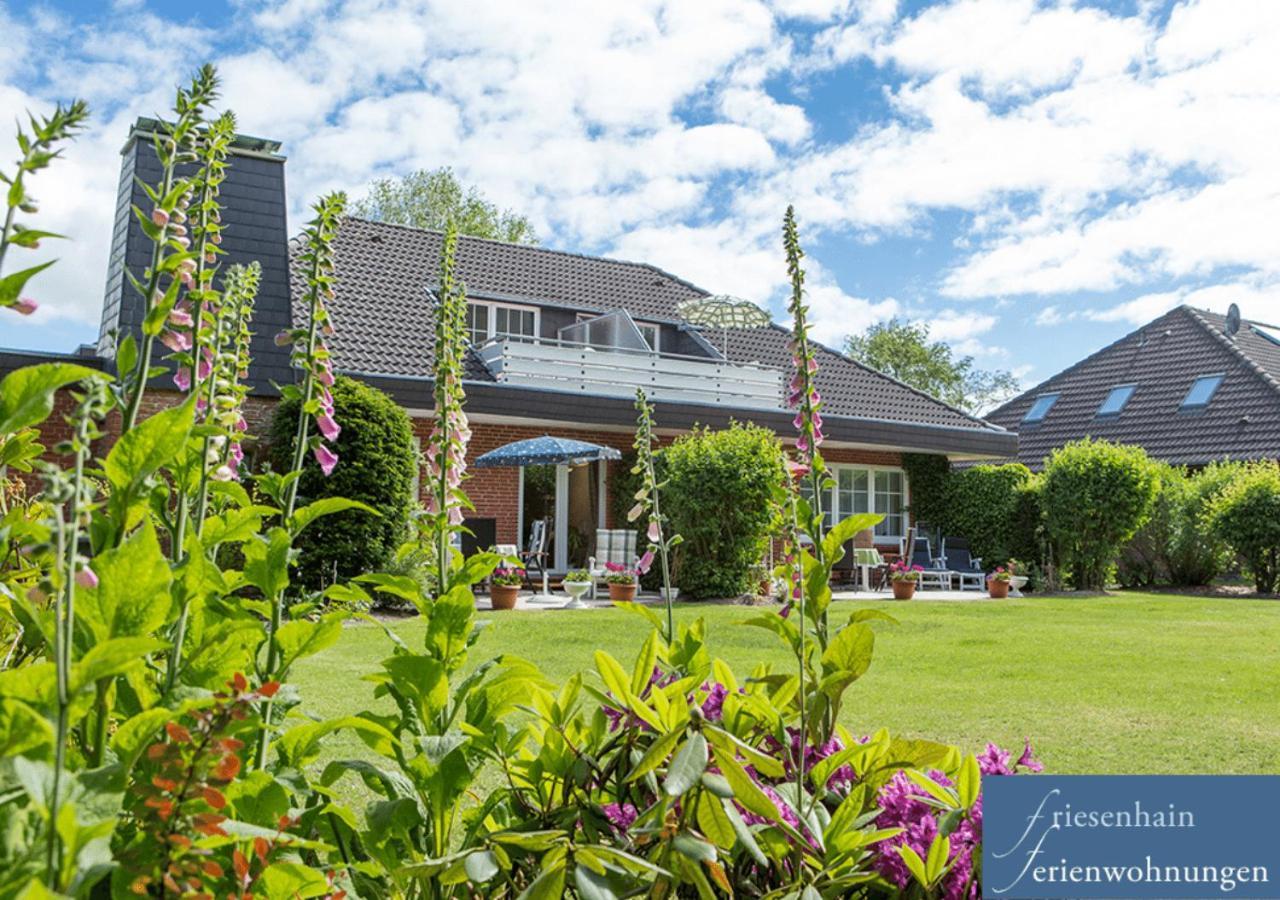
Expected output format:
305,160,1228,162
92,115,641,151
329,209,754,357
2,118,1017,572
987,304,1280,470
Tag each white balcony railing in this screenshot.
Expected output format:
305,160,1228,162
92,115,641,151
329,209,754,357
476,337,784,410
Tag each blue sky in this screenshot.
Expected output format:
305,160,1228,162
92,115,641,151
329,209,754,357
3,0,1278,401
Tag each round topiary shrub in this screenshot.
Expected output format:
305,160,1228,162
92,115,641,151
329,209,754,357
1040,438,1159,591
269,375,417,589
1208,461,1280,594
659,423,786,600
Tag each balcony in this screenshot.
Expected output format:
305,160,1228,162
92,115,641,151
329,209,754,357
475,337,785,410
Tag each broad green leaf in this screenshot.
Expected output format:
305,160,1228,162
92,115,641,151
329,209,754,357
73,636,165,690
288,497,377,536
899,843,929,887
464,850,501,884
704,725,785,779
518,860,566,900
710,747,782,826
905,769,958,808
111,708,172,769
627,727,682,783
672,832,716,863
822,623,874,682
925,833,952,884
256,861,330,899
104,395,196,494
957,754,981,810
631,630,661,697
663,733,708,797
822,512,883,563
0,698,54,759
426,585,477,664
276,613,344,676
243,527,293,598
0,260,56,305
0,363,104,435
79,524,172,640
695,793,735,849
573,864,619,900
382,654,449,722
276,716,398,769
722,800,767,865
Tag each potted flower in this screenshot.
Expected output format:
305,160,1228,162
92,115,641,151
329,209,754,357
1006,558,1029,596
988,563,1013,599
888,559,923,600
604,562,638,602
490,566,524,610
563,569,592,608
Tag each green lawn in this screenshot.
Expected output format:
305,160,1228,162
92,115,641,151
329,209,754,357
293,592,1280,777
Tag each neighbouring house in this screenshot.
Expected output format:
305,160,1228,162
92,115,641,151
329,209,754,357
1,118,1017,573
987,304,1280,470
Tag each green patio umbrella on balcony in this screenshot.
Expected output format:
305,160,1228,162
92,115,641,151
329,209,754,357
676,294,772,357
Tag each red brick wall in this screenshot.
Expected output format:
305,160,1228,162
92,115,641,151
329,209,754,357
12,384,911,556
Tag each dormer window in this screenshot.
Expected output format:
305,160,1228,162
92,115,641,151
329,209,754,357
637,323,660,353
1023,392,1059,423
1097,384,1136,417
1181,374,1224,410
467,301,538,345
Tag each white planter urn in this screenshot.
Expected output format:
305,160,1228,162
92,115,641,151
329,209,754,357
1010,575,1029,597
563,580,591,608
660,587,680,603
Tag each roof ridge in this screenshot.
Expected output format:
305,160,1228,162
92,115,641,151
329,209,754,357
988,304,1193,419
340,216,713,293
1183,305,1280,400
769,323,1008,432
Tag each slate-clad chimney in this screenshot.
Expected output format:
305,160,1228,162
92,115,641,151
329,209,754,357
98,117,294,392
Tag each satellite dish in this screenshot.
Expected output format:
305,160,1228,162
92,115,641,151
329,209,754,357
1225,303,1241,337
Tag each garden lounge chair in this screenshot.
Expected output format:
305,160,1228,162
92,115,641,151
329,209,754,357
910,536,953,590
588,528,638,600
940,537,985,591
520,517,551,581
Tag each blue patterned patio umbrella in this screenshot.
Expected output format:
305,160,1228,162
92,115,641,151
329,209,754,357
473,435,622,468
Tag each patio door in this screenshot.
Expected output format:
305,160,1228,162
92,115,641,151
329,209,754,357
520,462,607,572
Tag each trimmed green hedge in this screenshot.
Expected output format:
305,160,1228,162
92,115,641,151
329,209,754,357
940,463,1033,567
1209,462,1280,593
269,376,417,589
1041,438,1159,591
901,453,950,528
658,423,786,600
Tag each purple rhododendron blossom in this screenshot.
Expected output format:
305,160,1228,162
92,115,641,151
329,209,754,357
602,803,638,834
873,740,1042,899
700,683,728,722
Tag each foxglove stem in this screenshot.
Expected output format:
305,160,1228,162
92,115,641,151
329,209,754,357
257,194,344,770
45,385,98,886
430,221,470,598
121,66,218,432
633,389,676,642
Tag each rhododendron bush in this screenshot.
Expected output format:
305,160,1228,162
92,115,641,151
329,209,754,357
0,65,1042,898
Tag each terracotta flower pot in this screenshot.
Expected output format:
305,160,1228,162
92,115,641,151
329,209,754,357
608,582,638,602
988,579,1010,599
892,580,916,600
490,584,520,610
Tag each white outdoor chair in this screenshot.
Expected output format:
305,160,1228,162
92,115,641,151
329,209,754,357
588,528,638,600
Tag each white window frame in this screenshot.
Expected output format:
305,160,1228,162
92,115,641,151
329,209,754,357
1180,373,1225,410
799,464,910,542
637,322,660,353
467,300,540,344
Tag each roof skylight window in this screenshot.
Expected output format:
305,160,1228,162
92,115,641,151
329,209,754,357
1097,384,1136,417
1181,374,1224,409
1023,392,1059,423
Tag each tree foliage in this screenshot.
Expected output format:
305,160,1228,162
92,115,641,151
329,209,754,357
844,317,1020,414
940,464,1034,567
1209,462,1280,593
1118,461,1240,587
350,166,538,244
269,375,417,588
659,423,786,599
1041,438,1160,591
